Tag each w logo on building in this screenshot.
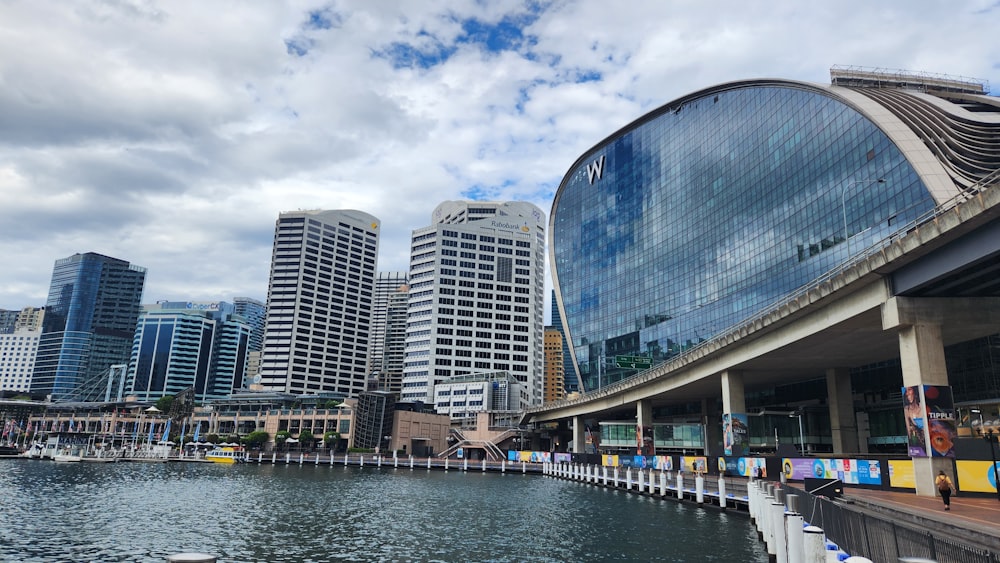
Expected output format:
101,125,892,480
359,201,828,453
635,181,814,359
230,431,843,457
586,155,605,184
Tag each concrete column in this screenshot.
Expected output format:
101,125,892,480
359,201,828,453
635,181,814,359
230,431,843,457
826,367,859,454
721,370,746,414
572,416,585,454
883,297,953,497
636,399,652,455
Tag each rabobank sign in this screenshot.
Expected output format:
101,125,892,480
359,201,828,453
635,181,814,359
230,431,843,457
491,220,531,233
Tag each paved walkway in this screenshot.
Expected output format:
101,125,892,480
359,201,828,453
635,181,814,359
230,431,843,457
839,486,1000,551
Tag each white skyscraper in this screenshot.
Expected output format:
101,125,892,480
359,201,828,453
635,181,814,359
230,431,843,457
401,201,546,413
369,272,408,396
259,209,380,397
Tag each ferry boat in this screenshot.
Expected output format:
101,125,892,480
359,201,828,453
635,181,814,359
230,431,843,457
205,447,245,464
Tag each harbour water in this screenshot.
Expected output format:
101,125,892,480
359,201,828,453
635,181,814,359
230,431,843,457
0,460,768,562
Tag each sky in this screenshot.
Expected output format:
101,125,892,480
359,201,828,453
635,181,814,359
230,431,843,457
1,0,999,315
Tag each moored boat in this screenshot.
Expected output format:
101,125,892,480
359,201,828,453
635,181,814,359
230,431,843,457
205,447,245,464
53,453,83,462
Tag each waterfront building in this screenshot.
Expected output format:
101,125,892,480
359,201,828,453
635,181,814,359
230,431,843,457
0,328,41,393
401,201,546,410
543,327,566,403
548,66,1000,454
550,291,579,394
31,253,146,402
126,301,252,402
433,370,521,421
368,272,408,396
233,297,266,352
258,210,380,397
352,390,396,451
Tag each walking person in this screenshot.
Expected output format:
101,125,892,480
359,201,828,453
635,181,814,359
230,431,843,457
935,470,955,510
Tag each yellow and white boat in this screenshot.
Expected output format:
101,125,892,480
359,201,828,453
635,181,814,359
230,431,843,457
204,447,245,464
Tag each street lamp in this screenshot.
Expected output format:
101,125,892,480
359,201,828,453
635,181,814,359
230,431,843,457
790,411,806,455
841,178,886,257
984,427,1000,502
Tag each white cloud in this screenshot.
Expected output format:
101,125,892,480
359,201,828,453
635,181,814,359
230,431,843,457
1,0,998,314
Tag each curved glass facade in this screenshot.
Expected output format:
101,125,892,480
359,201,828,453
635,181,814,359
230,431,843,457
551,83,938,392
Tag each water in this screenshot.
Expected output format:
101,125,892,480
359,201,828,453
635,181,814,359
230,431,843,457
0,460,768,562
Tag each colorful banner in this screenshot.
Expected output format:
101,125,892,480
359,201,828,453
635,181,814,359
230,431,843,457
903,385,928,457
780,458,882,485
924,385,956,458
637,425,653,455
887,459,915,489
723,413,749,456
956,460,1000,493
602,454,619,467
718,457,767,477
553,452,572,464
679,456,708,473
507,450,552,463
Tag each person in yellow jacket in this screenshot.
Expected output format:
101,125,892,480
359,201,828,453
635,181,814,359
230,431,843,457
935,470,956,510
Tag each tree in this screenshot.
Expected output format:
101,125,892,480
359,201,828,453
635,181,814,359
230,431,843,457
275,430,291,450
242,430,269,449
298,430,314,450
324,431,340,451
205,434,220,445
155,395,174,414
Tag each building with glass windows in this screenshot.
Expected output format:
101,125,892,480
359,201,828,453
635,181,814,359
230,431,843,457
31,253,146,402
401,201,546,411
549,67,1000,452
126,301,252,402
368,272,409,396
258,209,380,397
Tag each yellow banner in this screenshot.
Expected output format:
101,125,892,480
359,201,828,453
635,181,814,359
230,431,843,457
956,460,1000,493
602,454,619,467
888,459,915,489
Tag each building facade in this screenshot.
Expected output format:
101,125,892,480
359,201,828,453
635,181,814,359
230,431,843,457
549,291,578,394
0,329,41,393
369,272,408,396
259,210,380,397
432,370,521,420
127,301,252,402
31,253,146,402
401,201,546,410
543,327,566,403
548,67,1000,455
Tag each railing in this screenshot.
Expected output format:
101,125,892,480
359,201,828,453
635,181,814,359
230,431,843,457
785,487,1000,563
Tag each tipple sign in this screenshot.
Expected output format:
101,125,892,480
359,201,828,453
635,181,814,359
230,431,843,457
586,155,605,184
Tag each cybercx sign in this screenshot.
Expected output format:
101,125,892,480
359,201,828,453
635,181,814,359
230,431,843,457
586,155,605,184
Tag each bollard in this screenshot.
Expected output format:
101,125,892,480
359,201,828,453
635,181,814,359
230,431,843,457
603,466,609,486
394,456,398,468
614,467,620,487
360,455,365,467
345,454,349,466
772,498,787,563
719,476,727,509
463,458,468,472
695,474,705,504
259,452,263,463
786,510,804,563
804,526,826,563
315,453,319,465
482,458,486,472
502,460,506,473
676,472,684,500
299,453,304,465
166,554,217,563
271,452,276,464
637,468,644,491
330,454,334,466
660,471,668,497
444,457,448,471
427,457,431,469
648,470,655,495
522,461,526,474
626,468,633,490
377,455,382,468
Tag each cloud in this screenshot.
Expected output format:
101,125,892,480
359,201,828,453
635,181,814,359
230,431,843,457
0,0,998,318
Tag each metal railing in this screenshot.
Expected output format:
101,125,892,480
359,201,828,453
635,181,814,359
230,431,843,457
785,487,999,563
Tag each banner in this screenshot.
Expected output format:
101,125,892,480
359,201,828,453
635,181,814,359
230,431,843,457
903,385,928,457
780,457,882,485
923,385,956,458
679,456,707,473
718,457,767,477
956,460,1000,493
723,413,749,456
887,459,915,489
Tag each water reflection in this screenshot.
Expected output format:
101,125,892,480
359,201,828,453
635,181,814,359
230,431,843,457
0,461,766,562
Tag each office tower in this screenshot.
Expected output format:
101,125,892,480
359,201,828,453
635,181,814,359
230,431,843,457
259,209,380,396
549,291,578,394
369,272,408,396
352,390,396,451
31,252,146,402
0,310,17,334
0,328,41,393
15,307,45,332
543,327,566,403
127,301,251,402
233,297,266,352
401,201,546,410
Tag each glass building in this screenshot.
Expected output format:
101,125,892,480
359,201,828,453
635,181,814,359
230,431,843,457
127,301,252,402
31,253,146,402
550,69,999,397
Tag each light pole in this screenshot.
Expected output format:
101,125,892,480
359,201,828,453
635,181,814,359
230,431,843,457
790,411,806,455
984,427,1000,502
841,178,886,257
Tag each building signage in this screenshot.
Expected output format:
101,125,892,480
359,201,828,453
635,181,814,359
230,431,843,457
490,220,531,233
586,155,605,184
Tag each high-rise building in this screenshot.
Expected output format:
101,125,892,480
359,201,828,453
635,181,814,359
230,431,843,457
126,301,252,402
233,297,266,352
14,307,45,332
259,209,380,396
352,390,396,451
0,310,18,334
550,291,578,394
0,328,41,393
369,272,408,396
401,201,546,410
543,327,566,403
31,252,146,402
